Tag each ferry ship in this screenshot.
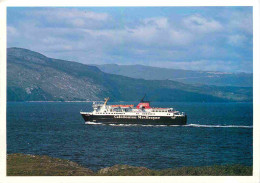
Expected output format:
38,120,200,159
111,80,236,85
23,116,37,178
80,96,187,125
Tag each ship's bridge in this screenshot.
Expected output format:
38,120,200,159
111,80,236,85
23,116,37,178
92,101,104,109
151,108,174,113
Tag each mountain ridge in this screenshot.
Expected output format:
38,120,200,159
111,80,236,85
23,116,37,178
7,47,252,102
96,64,252,87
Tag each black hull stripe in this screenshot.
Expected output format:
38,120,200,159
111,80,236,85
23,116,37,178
81,114,187,125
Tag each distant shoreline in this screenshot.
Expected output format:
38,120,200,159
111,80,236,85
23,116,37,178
8,101,95,103
6,101,253,103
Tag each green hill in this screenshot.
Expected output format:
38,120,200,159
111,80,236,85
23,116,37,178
7,47,252,102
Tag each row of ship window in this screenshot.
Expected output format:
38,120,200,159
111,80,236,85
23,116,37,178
97,112,125,114
96,111,169,114
96,112,171,115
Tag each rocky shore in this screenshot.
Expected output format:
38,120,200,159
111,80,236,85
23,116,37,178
7,154,252,176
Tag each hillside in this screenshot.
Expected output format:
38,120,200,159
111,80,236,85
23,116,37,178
7,154,252,176
96,64,252,87
7,47,252,102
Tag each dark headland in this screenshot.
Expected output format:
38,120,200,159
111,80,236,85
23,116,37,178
7,154,252,176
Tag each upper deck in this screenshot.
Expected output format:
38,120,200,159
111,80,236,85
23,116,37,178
88,97,185,116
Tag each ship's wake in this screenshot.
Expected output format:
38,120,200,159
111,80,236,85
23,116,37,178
185,124,252,128
85,122,252,128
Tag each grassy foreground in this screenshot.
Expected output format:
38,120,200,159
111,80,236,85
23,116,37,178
7,154,252,176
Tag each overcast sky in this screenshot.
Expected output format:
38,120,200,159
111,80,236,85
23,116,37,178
7,7,252,73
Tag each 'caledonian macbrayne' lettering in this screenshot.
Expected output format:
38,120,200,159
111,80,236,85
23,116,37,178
80,96,187,125
114,115,160,120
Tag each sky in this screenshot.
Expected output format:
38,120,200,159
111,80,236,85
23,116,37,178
7,7,253,73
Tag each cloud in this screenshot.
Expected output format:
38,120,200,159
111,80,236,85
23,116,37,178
7,26,19,36
75,16,193,48
183,14,223,33
26,8,110,29
7,7,253,73
30,8,109,21
227,34,247,47
226,11,252,35
143,17,169,29
123,17,193,46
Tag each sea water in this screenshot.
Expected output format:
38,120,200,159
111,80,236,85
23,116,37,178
7,102,253,171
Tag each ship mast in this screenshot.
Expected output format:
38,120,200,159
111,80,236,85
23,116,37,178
140,94,146,102
103,97,110,106
140,94,150,103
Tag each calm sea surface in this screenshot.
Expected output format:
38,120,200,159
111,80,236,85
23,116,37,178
7,102,253,171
